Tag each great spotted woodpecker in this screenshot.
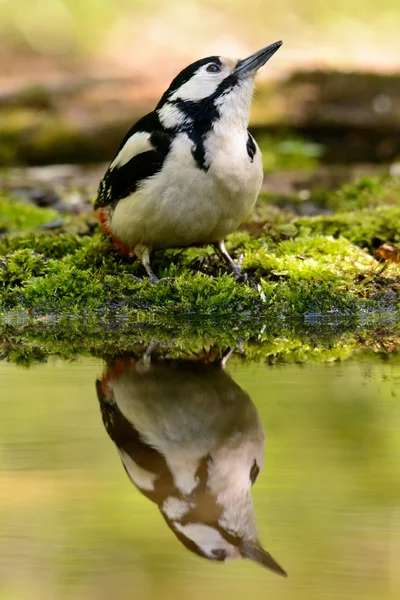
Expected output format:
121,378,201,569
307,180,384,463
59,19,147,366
96,42,282,282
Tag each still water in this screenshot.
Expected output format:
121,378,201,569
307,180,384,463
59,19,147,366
0,353,399,599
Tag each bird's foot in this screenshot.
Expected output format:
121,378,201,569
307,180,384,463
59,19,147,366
213,242,249,283
229,252,247,281
148,273,160,284
218,347,234,369
135,341,159,372
232,267,248,283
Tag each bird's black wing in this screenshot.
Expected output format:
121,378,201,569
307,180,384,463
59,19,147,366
95,111,171,209
96,379,173,504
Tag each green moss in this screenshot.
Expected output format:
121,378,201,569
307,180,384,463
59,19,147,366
0,231,89,259
295,207,400,251
0,249,48,290
0,194,58,233
253,175,400,251
327,176,400,212
19,264,107,310
240,235,380,314
0,224,396,318
1,174,400,320
255,175,400,218
245,236,373,281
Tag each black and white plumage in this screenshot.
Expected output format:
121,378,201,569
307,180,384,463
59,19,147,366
95,42,282,282
96,353,286,576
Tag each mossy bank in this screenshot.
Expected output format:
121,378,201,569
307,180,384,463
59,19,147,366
1,175,400,327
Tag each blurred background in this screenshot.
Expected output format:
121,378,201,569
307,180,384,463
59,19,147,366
2,0,400,80
1,0,400,170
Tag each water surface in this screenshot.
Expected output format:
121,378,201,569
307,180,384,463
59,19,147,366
0,355,399,599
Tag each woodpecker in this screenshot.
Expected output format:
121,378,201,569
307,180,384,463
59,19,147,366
96,352,286,576
95,41,282,282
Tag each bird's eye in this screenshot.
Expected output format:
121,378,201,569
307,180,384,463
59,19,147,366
206,63,222,73
211,548,227,560
250,459,260,485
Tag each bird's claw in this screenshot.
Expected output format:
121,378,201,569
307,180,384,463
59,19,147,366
148,274,160,284
233,269,248,283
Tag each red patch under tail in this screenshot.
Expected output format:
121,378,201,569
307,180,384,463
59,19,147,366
99,208,132,256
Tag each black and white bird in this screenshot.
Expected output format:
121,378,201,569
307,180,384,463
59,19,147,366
96,352,286,576
95,41,282,282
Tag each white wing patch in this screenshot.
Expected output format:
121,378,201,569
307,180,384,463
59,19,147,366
110,131,152,169
118,449,157,491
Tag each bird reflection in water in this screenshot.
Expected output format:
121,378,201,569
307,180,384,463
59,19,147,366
96,348,286,576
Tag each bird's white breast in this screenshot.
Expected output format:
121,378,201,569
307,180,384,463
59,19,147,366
205,128,263,238
110,365,264,496
109,129,262,249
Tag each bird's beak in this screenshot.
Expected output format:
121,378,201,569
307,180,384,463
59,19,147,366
240,541,287,577
234,41,282,77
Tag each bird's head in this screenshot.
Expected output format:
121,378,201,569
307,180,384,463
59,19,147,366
163,446,286,577
169,518,287,576
156,41,282,131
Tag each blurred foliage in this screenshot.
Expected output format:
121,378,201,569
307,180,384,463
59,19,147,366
1,0,400,62
0,0,149,54
258,135,324,172
0,194,58,233
327,176,400,212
